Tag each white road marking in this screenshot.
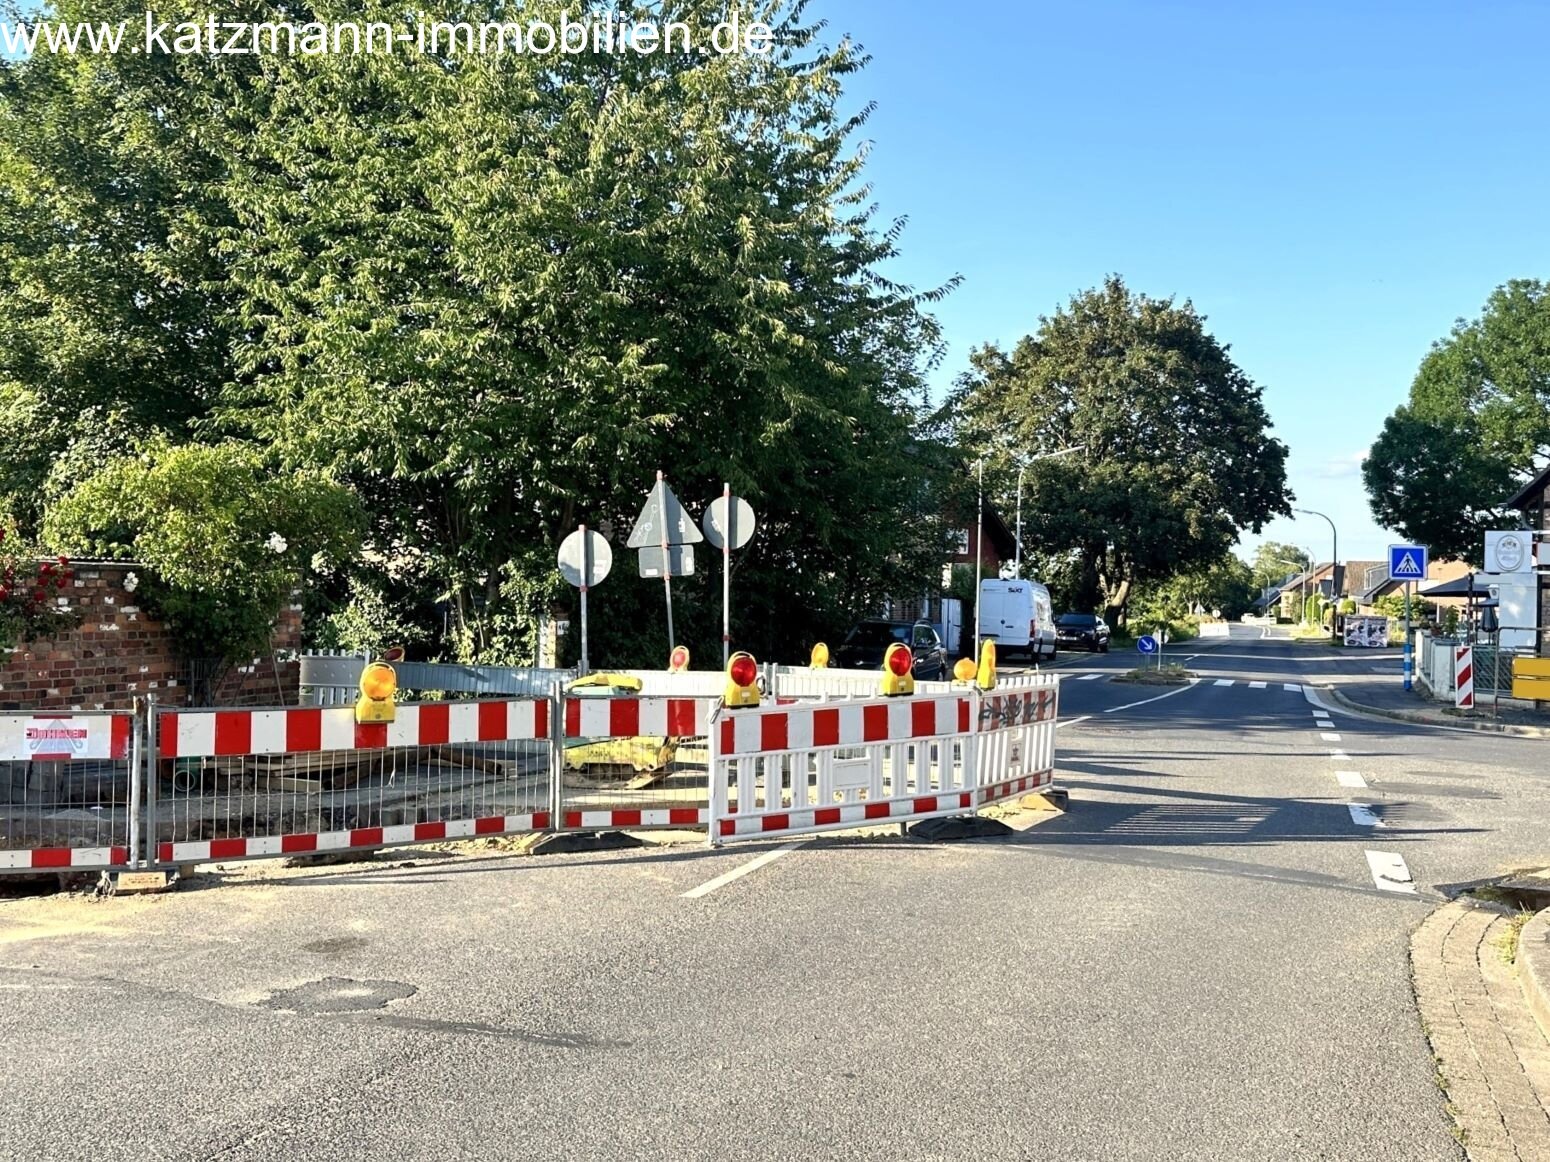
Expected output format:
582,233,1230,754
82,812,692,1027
1056,716,1092,728
1077,673,1104,681
682,841,808,899
1320,733,1343,742
1366,850,1417,895
1348,804,1385,828
1284,683,1302,692
1213,679,1235,687
1336,771,1368,789
1103,681,1201,714
1249,681,1267,689
1329,749,1351,762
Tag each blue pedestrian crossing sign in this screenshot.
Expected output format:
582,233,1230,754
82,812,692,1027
1388,544,1428,582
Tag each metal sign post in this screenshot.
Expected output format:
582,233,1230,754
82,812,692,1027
557,524,613,675
1404,581,1412,691
1388,543,1427,692
703,486,757,669
627,471,703,655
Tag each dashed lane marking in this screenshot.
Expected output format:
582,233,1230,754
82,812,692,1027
681,841,809,899
1329,749,1351,762
1214,679,1235,687
1076,673,1105,681
1320,733,1343,742
1348,804,1384,828
1283,683,1302,692
1336,771,1368,789
1365,850,1417,895
1249,681,1267,689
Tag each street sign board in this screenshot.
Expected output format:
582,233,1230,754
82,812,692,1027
703,495,756,551
557,529,612,588
1485,530,1530,574
1388,544,1428,583
627,480,703,549
638,544,695,578
1136,635,1158,654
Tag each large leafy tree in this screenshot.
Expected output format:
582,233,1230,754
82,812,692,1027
1250,541,1311,590
1364,279,1550,564
948,276,1291,623
207,0,955,664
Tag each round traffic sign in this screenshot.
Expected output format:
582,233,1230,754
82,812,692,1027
557,528,612,588
703,495,756,551
1136,635,1158,654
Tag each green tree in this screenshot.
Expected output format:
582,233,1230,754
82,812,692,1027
42,442,365,661
1249,541,1312,590
207,0,954,665
1365,280,1550,563
949,276,1291,624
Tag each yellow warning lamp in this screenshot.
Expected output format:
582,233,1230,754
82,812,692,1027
976,640,997,690
668,645,690,673
355,661,398,724
881,642,915,697
724,651,761,708
953,657,977,683
809,642,830,670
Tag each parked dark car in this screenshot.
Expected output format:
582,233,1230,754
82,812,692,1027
833,619,949,680
1055,612,1111,652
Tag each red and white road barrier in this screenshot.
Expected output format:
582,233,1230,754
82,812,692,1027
0,711,136,873
710,676,1060,843
562,695,712,741
156,812,551,865
158,699,550,758
1454,646,1475,710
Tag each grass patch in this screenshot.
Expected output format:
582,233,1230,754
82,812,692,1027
1114,664,1194,686
1499,910,1535,965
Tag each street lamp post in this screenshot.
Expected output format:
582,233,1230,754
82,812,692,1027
1013,444,1086,578
1295,507,1339,637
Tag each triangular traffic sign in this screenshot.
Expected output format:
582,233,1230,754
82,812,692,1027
626,479,704,548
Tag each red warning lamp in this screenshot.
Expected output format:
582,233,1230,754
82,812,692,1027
668,645,690,673
881,642,915,697
725,651,761,707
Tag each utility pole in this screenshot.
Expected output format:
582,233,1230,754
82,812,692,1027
1296,508,1339,638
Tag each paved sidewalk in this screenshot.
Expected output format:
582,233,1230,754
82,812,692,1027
1325,676,1550,738
1413,899,1550,1160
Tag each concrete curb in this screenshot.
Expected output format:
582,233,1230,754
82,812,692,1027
1322,684,1550,739
1518,910,1550,1045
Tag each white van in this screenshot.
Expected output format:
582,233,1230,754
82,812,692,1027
977,579,1058,662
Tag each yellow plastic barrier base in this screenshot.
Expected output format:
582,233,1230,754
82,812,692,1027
563,736,679,774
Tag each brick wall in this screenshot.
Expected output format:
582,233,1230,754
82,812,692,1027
0,562,302,711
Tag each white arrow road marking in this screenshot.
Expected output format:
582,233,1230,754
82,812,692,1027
1348,804,1384,828
682,841,808,899
1103,681,1202,714
1366,850,1417,894
1336,771,1368,788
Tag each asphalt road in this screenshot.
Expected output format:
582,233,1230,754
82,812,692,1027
3,625,1545,1160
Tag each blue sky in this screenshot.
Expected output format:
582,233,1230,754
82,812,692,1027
832,0,1550,564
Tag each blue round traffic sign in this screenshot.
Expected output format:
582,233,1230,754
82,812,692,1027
1136,635,1159,654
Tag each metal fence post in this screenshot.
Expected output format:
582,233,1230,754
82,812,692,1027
548,680,563,831
707,705,723,847
143,693,159,867
127,698,144,870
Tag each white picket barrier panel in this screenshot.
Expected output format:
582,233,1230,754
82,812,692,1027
708,674,1060,843
769,666,956,700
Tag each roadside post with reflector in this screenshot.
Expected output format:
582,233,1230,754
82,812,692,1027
881,642,915,697
977,640,997,690
355,661,398,724
668,645,690,673
725,651,761,707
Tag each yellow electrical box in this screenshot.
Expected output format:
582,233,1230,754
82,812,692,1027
976,640,998,690
881,642,915,697
355,661,398,724
1512,657,1550,702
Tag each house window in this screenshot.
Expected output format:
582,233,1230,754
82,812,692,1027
950,529,970,555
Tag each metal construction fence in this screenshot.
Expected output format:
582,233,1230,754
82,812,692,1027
1415,632,1537,699
0,671,1062,877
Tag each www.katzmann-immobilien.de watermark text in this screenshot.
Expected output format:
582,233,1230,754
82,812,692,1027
1,10,775,57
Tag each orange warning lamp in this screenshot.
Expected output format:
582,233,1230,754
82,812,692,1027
976,640,997,690
724,651,761,708
953,657,977,683
809,642,830,669
356,661,398,724
668,645,690,673
881,642,915,697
